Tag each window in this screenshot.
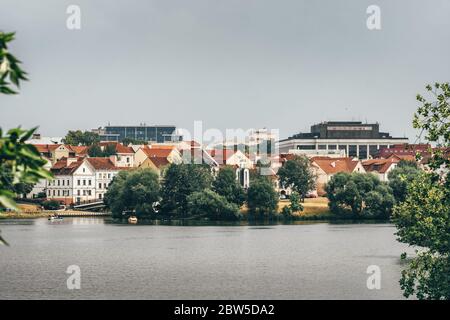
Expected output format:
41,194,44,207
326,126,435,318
62,180,65,186
104,183,107,189
297,145,315,150
318,145,327,150
67,180,70,185
88,190,91,196
77,180,80,186
83,180,86,186
99,183,102,189
57,180,60,186
108,173,111,179
88,180,91,186
77,190,80,196
53,190,55,196
57,190,60,196
99,193,102,199
126,157,130,163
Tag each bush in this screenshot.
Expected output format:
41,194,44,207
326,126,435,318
187,189,241,221
42,200,61,210
247,177,278,218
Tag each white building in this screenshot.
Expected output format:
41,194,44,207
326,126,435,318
46,157,125,204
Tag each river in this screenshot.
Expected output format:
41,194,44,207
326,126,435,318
0,218,414,299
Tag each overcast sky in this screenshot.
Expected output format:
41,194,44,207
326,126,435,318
1,0,449,140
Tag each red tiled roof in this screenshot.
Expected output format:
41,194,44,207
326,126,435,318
141,146,174,158
85,157,119,170
51,157,84,175
311,157,361,175
147,157,170,168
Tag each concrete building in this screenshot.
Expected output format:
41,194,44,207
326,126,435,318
277,121,408,159
93,124,178,143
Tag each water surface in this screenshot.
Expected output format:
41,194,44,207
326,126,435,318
0,218,413,299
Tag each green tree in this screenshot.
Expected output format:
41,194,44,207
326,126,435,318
277,155,316,201
212,166,245,207
63,130,100,146
187,189,241,221
393,82,450,300
388,160,421,203
289,191,304,213
0,32,27,94
160,164,213,217
247,177,278,218
104,168,160,218
0,32,52,246
326,172,393,218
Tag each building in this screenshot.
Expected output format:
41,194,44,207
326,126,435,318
32,144,88,164
378,144,430,158
134,146,182,177
47,157,126,204
278,121,409,159
310,156,366,195
93,125,178,143
209,149,253,169
362,154,415,182
98,142,135,167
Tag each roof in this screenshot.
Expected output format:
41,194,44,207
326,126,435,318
362,158,398,174
141,146,174,158
68,145,88,155
85,157,119,170
51,157,84,175
147,157,170,168
311,157,361,175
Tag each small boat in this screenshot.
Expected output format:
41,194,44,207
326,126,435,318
48,215,63,221
128,216,138,224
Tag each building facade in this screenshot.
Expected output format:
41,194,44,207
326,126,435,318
277,121,409,159
93,125,177,143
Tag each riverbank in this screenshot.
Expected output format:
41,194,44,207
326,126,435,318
1,197,336,220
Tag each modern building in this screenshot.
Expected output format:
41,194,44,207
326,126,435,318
277,121,409,159
93,124,178,143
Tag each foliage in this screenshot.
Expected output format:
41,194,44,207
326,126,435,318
212,166,245,206
42,199,61,210
104,168,160,218
325,172,393,218
0,32,27,94
0,127,53,210
121,137,148,146
388,160,421,203
160,164,213,217
277,155,316,200
393,82,450,300
186,189,241,221
288,191,304,213
87,143,116,157
246,177,278,217
63,130,100,146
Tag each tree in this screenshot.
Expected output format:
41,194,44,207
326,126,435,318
212,166,245,207
288,191,304,213
388,160,421,203
104,168,160,218
160,164,213,217
186,189,241,221
63,130,100,146
277,155,316,201
326,172,394,218
0,32,27,94
393,82,450,299
246,177,278,218
87,143,116,157
1,32,53,245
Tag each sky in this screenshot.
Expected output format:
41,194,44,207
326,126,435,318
1,0,449,140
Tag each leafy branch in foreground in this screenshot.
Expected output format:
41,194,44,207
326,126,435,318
393,82,450,300
0,31,28,94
